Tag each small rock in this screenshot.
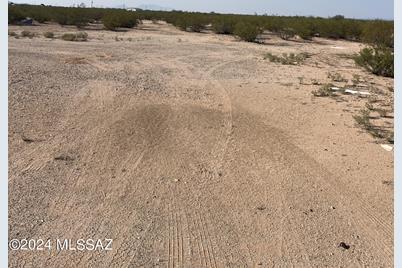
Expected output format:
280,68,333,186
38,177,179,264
22,136,35,143
330,206,336,210
338,242,350,250
54,154,75,161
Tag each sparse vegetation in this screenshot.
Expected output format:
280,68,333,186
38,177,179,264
354,46,394,78
353,107,393,143
264,52,310,65
212,18,236,34
354,108,371,128
234,22,261,42
61,32,88,41
354,19,393,78
351,74,362,86
353,108,389,140
327,72,348,82
312,83,335,97
43,32,54,39
8,3,393,47
21,30,35,38
279,28,296,40
103,12,139,30
8,31,17,37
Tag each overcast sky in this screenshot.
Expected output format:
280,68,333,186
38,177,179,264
12,0,394,20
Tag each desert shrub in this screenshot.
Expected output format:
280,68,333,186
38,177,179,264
51,11,69,25
327,72,348,82
7,4,394,47
189,17,206,32
361,20,393,48
234,22,261,42
264,17,283,33
264,52,310,65
103,12,138,30
279,27,296,40
174,18,189,31
355,46,394,77
69,11,91,28
174,15,207,32
312,84,335,97
43,32,54,38
8,5,26,24
21,30,35,38
353,108,388,139
61,32,88,41
8,31,17,37
292,21,315,40
212,18,235,34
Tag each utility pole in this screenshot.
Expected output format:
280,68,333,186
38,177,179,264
91,0,93,8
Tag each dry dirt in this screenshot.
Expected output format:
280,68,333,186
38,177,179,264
8,21,394,267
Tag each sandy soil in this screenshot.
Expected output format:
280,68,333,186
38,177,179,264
8,21,394,267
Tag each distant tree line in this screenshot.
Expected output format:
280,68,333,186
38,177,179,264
9,4,394,77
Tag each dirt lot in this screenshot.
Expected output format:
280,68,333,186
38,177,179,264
8,21,394,267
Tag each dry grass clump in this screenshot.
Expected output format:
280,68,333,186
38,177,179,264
264,52,310,65
64,57,89,64
312,84,335,97
43,31,54,38
61,32,88,41
327,72,348,82
353,108,393,143
21,30,35,38
8,31,17,37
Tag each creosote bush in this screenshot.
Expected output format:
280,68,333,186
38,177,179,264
103,12,139,30
8,3,394,47
43,32,54,38
8,31,17,37
279,27,296,40
212,18,235,34
234,22,261,42
61,32,88,41
354,46,394,78
21,30,35,38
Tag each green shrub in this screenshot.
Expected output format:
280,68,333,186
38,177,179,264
327,72,348,82
174,15,206,32
234,22,261,42
279,27,296,40
43,32,54,38
212,18,235,34
21,30,35,38
361,20,393,48
293,21,315,40
8,5,26,24
355,46,394,77
103,12,138,30
61,32,88,41
264,52,310,65
312,84,335,97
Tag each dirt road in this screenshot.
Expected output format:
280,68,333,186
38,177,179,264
8,22,393,267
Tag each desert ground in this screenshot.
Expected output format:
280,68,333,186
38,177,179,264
8,21,394,267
